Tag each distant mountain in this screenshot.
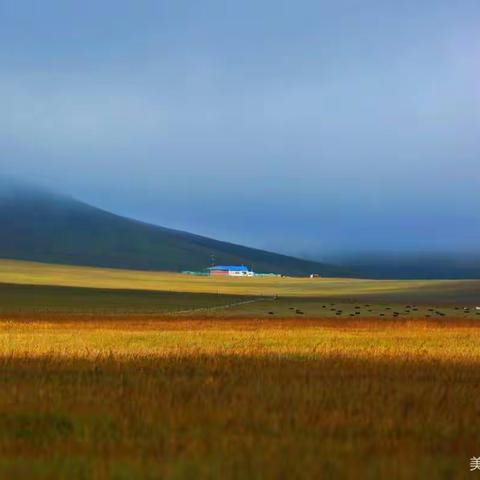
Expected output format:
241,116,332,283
0,179,345,276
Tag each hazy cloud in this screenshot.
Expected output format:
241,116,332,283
1,0,479,257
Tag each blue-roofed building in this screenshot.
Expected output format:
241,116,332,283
207,265,254,277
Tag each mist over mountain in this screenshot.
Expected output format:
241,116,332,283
0,178,344,276
2,1,479,278
336,253,480,280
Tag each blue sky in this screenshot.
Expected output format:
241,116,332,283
1,1,479,259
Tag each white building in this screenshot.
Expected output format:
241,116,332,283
208,265,254,277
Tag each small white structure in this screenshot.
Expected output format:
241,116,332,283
208,265,254,277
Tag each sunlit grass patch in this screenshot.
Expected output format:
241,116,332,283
1,316,479,479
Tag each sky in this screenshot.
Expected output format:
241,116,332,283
1,0,479,260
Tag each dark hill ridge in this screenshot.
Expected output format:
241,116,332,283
0,180,344,276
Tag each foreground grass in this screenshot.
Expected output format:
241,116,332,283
1,317,480,479
1,258,479,304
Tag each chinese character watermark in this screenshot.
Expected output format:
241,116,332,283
470,457,480,471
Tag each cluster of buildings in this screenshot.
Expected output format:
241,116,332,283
182,265,270,277
182,265,320,278
207,265,254,277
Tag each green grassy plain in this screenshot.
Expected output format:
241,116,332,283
0,283,255,315
2,282,480,321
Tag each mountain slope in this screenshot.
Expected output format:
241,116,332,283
0,180,344,276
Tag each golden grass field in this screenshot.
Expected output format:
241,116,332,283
1,258,479,303
1,317,480,479
1,260,480,479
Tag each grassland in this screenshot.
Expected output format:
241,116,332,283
1,258,480,305
1,261,480,479
1,282,479,322
0,283,256,315
1,317,480,479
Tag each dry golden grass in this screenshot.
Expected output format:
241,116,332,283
1,315,479,479
1,258,479,303
1,316,480,361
